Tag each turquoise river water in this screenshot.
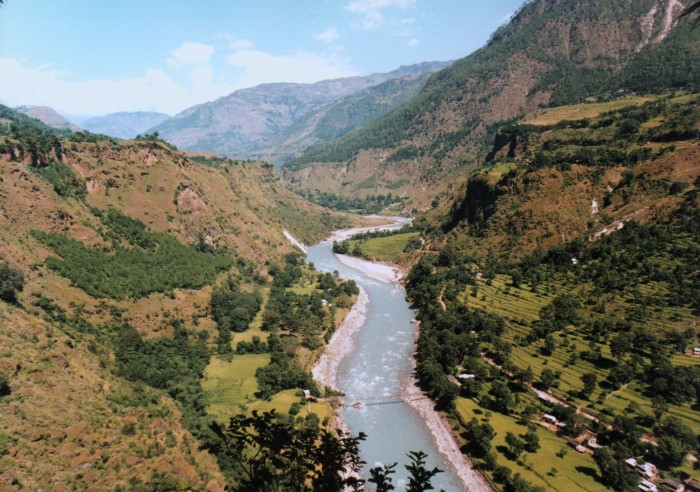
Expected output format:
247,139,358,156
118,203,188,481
306,225,463,491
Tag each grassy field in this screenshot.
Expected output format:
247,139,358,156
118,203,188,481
456,398,607,492
348,231,420,262
202,354,271,420
523,96,654,125
202,270,342,423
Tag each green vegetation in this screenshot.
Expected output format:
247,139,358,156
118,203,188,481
114,320,211,434
285,3,700,173
295,189,403,214
32,160,87,199
334,230,421,262
210,278,263,353
0,262,24,304
33,209,232,299
405,193,700,489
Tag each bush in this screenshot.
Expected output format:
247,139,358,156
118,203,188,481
0,263,24,304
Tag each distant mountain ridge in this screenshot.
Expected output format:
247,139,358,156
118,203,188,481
247,71,436,167
282,0,700,210
150,61,450,158
82,111,171,139
15,105,81,132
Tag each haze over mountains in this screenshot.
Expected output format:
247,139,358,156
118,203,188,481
149,61,450,163
81,111,171,140
14,105,81,132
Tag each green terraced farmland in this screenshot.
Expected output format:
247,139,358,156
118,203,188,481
456,398,607,492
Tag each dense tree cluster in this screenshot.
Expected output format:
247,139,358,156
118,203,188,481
295,189,402,214
32,209,232,299
210,278,262,353
114,321,211,434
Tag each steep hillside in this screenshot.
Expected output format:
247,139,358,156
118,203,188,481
15,105,81,132
0,109,360,489
331,93,700,491
283,0,700,210
151,62,448,158
82,111,171,139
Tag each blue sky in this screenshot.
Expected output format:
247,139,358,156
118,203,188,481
0,0,523,120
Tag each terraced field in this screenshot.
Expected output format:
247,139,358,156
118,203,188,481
458,274,700,434
456,398,607,492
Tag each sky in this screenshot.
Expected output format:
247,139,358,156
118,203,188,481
0,0,524,121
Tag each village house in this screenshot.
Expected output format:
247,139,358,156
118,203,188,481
625,458,658,480
660,477,685,492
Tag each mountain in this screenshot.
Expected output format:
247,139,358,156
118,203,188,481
81,111,171,139
330,91,700,492
248,71,437,167
0,106,363,489
150,61,449,158
15,105,81,132
282,0,700,211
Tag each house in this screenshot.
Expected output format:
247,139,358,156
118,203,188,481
639,462,658,480
685,478,700,492
543,414,559,425
571,257,579,265
639,480,658,492
458,373,476,380
625,458,658,480
660,478,685,492
475,272,484,280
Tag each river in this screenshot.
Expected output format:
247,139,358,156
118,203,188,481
306,220,466,491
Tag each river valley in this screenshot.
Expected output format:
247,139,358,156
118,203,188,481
306,221,478,491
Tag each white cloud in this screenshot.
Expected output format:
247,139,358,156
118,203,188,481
0,57,191,115
314,27,340,44
406,38,419,47
230,38,255,51
167,42,234,103
0,38,357,118
345,0,416,29
167,42,214,68
226,49,357,87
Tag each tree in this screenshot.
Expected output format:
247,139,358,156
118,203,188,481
540,334,556,356
580,373,597,400
505,432,525,460
405,451,442,492
0,263,24,304
651,395,669,421
489,379,516,414
464,418,496,458
0,372,10,397
539,368,558,390
208,410,366,491
369,463,397,492
610,333,632,364
522,426,540,453
594,448,638,492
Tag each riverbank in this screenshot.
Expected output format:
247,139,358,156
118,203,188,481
310,223,494,492
312,287,369,392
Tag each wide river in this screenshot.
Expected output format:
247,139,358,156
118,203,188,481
306,222,464,491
